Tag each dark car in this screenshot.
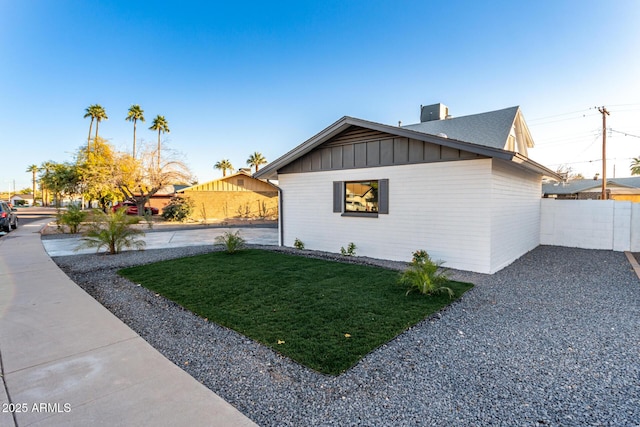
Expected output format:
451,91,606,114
112,201,159,215
0,201,18,232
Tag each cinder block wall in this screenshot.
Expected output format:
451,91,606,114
181,191,278,221
540,199,639,251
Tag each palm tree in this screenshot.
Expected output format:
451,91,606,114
39,161,55,207
246,152,267,173
26,164,39,204
125,104,145,158
631,157,640,176
214,159,234,177
93,105,108,141
149,115,170,167
83,104,108,151
84,104,99,149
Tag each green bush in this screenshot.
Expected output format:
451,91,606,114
215,230,246,254
162,196,194,222
78,208,145,254
399,249,453,298
57,204,87,234
293,238,305,250
340,242,357,256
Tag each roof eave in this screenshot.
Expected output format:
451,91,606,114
512,153,562,180
255,116,520,179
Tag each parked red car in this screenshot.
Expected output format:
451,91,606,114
112,201,159,215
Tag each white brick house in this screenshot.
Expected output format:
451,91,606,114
255,104,559,273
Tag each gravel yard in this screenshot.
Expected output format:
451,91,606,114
52,245,640,426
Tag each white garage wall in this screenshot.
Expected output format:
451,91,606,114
490,161,543,273
279,159,495,273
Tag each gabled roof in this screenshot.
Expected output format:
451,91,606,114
543,177,640,195
255,114,559,181
179,169,279,192
402,106,533,156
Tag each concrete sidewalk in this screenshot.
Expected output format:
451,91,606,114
0,219,257,426
42,225,278,257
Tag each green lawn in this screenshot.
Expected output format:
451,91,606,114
118,249,473,375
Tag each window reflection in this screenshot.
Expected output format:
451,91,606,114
345,181,378,212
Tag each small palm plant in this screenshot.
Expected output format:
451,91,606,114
215,230,246,254
78,208,146,254
399,250,453,298
57,203,87,234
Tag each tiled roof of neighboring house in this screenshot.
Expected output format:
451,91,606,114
403,106,524,152
543,177,640,195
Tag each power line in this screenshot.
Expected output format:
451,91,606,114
528,108,592,122
609,128,640,139
528,113,598,127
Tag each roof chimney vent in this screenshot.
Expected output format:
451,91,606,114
420,103,449,122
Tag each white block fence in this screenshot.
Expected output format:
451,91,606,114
540,199,640,252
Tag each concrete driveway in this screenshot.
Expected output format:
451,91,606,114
42,226,278,256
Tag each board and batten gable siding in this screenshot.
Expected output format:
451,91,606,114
489,160,543,273
279,159,495,273
278,125,486,175
184,176,275,192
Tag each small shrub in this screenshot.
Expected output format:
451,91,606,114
399,250,453,298
143,209,154,229
57,203,87,234
215,230,246,254
78,208,145,254
199,203,208,225
162,196,194,222
293,238,305,250
340,242,357,256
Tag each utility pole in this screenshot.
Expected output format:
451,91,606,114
598,106,610,200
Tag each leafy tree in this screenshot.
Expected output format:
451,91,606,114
39,162,80,208
125,104,145,159
149,115,170,167
114,143,192,216
631,157,640,176
76,137,120,211
26,164,39,202
214,159,234,177
246,152,267,173
556,164,585,181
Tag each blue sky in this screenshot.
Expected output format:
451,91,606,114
2,0,639,192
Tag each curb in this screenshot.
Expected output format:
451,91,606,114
624,251,640,281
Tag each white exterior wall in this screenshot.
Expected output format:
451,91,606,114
539,199,639,250
279,159,496,273
489,160,542,273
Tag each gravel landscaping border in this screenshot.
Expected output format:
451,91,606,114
52,245,640,426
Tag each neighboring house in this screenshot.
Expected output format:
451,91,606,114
148,184,189,211
542,177,640,202
178,170,278,221
10,194,34,206
255,103,560,274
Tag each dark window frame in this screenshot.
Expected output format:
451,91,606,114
333,179,388,217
